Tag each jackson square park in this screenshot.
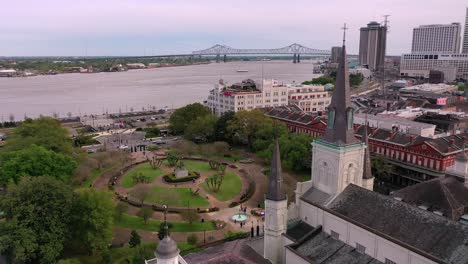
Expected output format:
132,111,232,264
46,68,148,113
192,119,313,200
0,102,313,263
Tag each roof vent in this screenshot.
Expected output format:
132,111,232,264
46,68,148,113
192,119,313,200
459,214,468,225
418,205,429,211
433,210,444,216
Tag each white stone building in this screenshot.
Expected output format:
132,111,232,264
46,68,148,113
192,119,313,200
354,113,436,137
287,84,331,113
412,23,462,54
206,79,288,116
400,53,468,80
462,7,468,53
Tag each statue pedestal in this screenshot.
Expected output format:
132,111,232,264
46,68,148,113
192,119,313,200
174,168,189,178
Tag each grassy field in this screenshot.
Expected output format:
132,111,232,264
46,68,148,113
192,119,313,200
201,172,242,201
115,214,216,232
121,163,165,188
143,185,210,207
164,160,213,173
181,160,213,173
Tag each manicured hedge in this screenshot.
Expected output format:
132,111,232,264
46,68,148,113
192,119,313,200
224,231,249,241
163,171,200,183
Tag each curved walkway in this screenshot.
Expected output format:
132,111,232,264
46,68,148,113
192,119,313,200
95,151,270,244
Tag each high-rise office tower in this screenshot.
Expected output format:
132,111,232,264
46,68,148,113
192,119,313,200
359,21,387,72
463,7,468,53
412,23,461,53
330,46,342,63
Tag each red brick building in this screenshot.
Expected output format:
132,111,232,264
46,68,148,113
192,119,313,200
264,106,468,188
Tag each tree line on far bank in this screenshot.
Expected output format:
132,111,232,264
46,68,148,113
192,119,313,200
169,103,313,172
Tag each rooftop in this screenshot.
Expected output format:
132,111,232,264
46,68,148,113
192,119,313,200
294,229,383,264
355,113,436,130
400,83,457,93
183,238,271,264
393,176,468,221
327,185,468,263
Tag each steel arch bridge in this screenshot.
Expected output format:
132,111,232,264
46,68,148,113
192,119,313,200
192,43,330,56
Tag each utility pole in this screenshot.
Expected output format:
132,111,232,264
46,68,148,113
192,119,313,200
381,15,390,95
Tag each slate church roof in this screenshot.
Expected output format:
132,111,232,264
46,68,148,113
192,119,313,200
393,176,468,221
183,239,271,264
328,184,468,263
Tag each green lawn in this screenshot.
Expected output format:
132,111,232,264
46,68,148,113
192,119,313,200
121,163,165,188
115,214,215,232
143,186,210,207
201,172,242,201
183,160,213,172
164,160,213,173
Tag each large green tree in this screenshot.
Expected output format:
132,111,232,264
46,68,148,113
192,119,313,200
4,117,74,156
0,145,77,184
258,133,313,172
214,111,235,142
184,115,218,142
252,119,288,152
70,189,115,254
227,110,267,149
169,103,211,135
349,73,364,86
0,177,74,264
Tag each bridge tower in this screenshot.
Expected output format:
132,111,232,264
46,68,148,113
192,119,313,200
297,54,301,63
223,54,227,63
216,54,220,63
293,53,297,63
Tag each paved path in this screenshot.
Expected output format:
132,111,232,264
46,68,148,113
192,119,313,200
95,151,274,246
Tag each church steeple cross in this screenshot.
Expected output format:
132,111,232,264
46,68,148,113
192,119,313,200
342,23,348,45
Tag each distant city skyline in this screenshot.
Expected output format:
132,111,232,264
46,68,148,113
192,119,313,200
1,0,467,56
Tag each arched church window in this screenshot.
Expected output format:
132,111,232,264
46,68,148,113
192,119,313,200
346,108,354,130
327,108,335,129
346,164,354,184
320,162,328,185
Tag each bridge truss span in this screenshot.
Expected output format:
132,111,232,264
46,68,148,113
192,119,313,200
192,43,330,56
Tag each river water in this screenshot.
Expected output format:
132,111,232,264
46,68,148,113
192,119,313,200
0,60,317,120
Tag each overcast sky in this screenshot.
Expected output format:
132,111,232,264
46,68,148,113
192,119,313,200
1,0,467,56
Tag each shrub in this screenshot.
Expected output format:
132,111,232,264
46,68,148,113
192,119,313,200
239,182,255,203
187,234,198,245
181,210,200,224
224,231,249,241
129,230,141,248
148,145,160,151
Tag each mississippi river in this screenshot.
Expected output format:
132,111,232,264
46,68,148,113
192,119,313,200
0,60,318,120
